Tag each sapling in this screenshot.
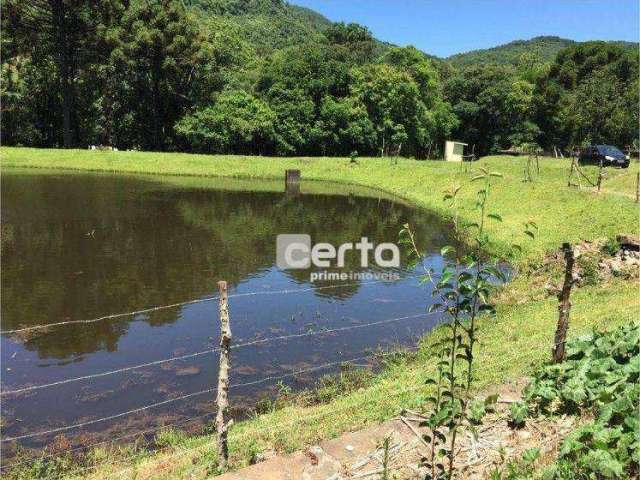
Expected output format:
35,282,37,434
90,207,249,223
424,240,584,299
400,167,534,479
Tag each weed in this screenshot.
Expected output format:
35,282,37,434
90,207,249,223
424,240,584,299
154,428,188,448
508,402,528,428
517,323,640,478
489,447,540,479
601,237,620,256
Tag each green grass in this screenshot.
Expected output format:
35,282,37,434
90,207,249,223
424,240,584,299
1,147,638,479
70,279,637,480
2,148,638,263
600,164,640,198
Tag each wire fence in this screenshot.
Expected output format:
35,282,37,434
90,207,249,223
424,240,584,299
2,272,614,477
51,338,566,480
0,279,398,335
0,278,437,474
1,312,432,396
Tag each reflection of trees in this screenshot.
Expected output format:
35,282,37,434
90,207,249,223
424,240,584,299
1,173,453,359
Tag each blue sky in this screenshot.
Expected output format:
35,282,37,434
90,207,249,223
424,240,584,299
292,0,640,57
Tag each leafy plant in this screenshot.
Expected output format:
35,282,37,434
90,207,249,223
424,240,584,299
489,447,540,479
601,237,620,256
400,167,514,479
515,323,640,478
468,399,487,425
508,401,528,428
469,393,498,425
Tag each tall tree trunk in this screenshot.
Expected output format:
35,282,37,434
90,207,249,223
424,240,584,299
61,54,74,148
50,0,74,148
151,55,164,151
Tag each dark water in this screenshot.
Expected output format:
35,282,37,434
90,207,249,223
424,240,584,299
0,170,455,460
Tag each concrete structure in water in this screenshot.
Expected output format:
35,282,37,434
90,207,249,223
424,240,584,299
444,140,468,162
285,169,301,196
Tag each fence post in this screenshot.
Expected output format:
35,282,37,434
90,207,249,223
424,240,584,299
553,243,575,363
567,157,576,187
597,164,603,193
636,172,639,203
216,280,232,467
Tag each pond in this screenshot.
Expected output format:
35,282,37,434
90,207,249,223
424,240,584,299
0,170,456,459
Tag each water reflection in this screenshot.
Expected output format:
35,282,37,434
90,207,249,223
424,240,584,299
1,170,454,455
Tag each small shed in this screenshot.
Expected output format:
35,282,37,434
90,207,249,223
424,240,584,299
444,140,468,162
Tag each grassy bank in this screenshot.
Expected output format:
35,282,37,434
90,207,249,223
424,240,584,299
3,147,639,262
1,147,639,479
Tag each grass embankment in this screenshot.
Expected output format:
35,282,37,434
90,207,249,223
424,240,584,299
3,147,639,262
1,148,639,479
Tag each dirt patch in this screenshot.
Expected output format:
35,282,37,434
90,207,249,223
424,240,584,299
220,380,580,479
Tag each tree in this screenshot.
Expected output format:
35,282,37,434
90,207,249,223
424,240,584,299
3,0,119,147
255,42,356,154
316,96,376,155
381,46,440,106
257,43,351,103
351,64,427,157
445,64,538,154
265,85,315,155
382,46,458,156
535,42,638,150
565,70,636,146
323,22,376,64
110,0,217,151
175,90,276,154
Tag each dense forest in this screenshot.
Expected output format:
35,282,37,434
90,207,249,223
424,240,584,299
2,0,638,157
447,36,637,67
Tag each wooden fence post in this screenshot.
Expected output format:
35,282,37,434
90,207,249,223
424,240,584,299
553,243,575,363
567,157,576,187
216,280,232,467
635,172,639,203
597,163,603,193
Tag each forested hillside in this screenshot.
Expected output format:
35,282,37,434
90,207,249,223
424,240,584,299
2,0,638,157
447,35,637,68
447,36,575,67
188,0,331,52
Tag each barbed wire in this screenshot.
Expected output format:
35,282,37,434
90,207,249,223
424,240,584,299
1,387,217,443
1,346,418,443
0,279,399,335
139,377,428,480
1,312,432,396
2,310,598,443
49,312,640,479
6,336,497,479
72,373,428,480
0,411,217,472
7,311,631,478
6,299,629,475
2,346,423,477
57,328,579,480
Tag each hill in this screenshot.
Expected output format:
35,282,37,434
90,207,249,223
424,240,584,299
447,35,638,67
187,0,332,51
447,36,575,67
